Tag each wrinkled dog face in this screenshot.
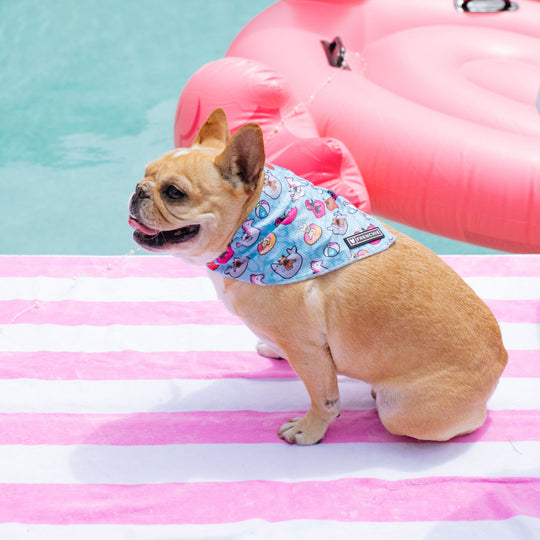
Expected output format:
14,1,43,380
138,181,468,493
128,108,265,264
128,147,227,261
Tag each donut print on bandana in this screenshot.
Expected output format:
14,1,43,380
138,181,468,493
208,164,396,285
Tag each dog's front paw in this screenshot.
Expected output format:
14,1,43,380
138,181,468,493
277,416,328,445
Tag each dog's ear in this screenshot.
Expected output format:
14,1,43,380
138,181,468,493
215,123,265,192
193,108,231,148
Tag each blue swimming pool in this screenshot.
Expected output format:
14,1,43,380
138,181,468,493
0,0,500,255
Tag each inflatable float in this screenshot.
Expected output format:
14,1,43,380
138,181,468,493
175,0,540,252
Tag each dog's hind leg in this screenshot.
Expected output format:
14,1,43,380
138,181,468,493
256,341,284,359
374,383,488,441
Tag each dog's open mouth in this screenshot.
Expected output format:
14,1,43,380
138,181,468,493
129,216,200,249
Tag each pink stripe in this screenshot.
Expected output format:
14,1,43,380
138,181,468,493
503,350,540,377
0,349,535,381
2,255,539,278
1,300,242,326
0,351,296,380
443,255,540,277
485,300,540,324
0,256,206,279
0,478,538,524
0,410,538,446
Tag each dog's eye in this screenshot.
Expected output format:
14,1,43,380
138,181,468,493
164,185,186,201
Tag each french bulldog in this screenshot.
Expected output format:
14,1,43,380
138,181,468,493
129,108,507,444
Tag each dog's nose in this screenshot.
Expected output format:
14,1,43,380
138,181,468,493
136,183,151,199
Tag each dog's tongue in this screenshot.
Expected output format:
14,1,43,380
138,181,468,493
128,216,159,236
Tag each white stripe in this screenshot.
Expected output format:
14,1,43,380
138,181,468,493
0,321,536,352
0,378,370,414
465,276,540,300
486,377,540,410
500,322,540,350
1,275,539,303
0,324,257,352
2,517,539,540
0,277,217,302
0,440,539,484
0,378,535,414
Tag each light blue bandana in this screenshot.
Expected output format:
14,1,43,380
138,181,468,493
207,164,396,285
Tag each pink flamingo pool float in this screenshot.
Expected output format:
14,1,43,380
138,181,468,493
175,0,540,252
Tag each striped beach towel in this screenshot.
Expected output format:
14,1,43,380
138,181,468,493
0,254,538,539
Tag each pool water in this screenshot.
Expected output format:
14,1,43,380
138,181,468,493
0,0,500,256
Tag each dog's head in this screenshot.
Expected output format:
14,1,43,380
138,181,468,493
129,108,265,264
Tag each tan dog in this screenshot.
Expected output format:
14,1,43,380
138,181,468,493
129,108,507,444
